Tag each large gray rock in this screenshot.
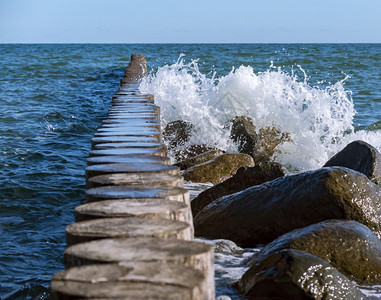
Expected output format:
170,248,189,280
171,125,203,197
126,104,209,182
236,249,366,300
182,153,254,185
245,220,381,284
230,116,290,163
324,140,381,185
194,167,381,247
191,162,288,217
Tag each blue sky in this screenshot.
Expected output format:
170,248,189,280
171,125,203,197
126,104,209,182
1,0,381,43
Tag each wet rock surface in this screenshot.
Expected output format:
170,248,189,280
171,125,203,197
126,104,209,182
182,153,254,185
194,166,381,247
163,120,194,150
245,220,381,284
230,116,290,163
174,145,220,162
175,149,225,170
191,162,288,217
230,116,257,156
324,140,381,185
237,249,367,300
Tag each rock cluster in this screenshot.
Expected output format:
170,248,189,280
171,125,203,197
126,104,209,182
187,130,381,299
194,166,381,246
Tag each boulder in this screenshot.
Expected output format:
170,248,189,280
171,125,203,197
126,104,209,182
230,116,257,156
175,149,225,170
174,145,219,162
163,120,193,150
254,126,291,163
236,249,366,300
194,167,381,247
323,140,381,185
191,162,288,217
230,116,290,163
182,153,254,185
245,220,381,284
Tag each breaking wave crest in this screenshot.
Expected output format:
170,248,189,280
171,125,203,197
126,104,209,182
140,57,381,171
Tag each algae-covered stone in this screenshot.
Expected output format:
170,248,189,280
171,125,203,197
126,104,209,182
191,162,288,217
324,140,381,185
237,249,366,300
194,167,381,246
245,220,381,284
174,145,220,162
182,153,254,184
175,149,225,170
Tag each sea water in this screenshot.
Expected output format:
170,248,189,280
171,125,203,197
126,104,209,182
0,44,380,299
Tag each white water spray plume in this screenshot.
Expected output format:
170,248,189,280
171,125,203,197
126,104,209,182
140,57,381,172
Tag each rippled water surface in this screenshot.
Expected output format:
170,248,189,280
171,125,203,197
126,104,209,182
0,44,380,299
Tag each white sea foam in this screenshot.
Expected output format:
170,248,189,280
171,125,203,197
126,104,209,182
140,58,381,172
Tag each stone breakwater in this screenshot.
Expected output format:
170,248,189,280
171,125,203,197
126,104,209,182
50,55,215,300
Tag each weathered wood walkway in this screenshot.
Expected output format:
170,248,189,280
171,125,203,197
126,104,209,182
51,55,215,299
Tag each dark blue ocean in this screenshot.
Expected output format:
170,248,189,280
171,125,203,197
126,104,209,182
0,44,380,299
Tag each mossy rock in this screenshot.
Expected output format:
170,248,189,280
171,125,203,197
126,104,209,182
182,153,254,185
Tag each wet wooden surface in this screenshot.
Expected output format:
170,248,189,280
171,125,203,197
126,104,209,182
50,54,215,299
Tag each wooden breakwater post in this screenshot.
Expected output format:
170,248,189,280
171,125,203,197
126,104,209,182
50,54,215,299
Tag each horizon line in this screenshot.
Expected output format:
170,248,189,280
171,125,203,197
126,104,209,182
1,42,381,45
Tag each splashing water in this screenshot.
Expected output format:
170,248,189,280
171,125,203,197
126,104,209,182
140,57,381,171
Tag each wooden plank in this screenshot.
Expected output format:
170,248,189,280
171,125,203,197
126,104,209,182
51,262,209,300
64,237,215,300
87,173,183,188
66,217,193,246
85,162,179,178
92,142,165,150
74,198,192,224
89,148,165,156
86,155,171,166
86,186,190,205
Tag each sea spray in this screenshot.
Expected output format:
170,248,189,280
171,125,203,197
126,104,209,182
140,57,381,172
140,58,234,154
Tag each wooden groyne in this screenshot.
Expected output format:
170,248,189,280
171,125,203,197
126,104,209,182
51,54,215,299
